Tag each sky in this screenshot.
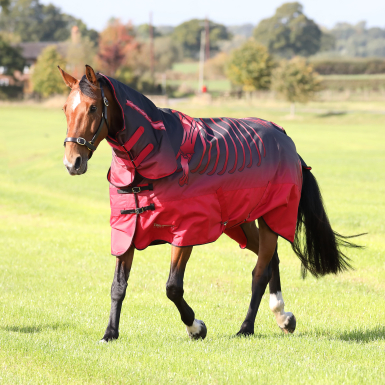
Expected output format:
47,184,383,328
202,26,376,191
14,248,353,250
40,0,385,31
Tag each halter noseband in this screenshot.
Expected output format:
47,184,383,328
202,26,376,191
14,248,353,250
64,81,109,154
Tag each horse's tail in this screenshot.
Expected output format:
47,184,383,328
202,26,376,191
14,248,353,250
292,159,363,278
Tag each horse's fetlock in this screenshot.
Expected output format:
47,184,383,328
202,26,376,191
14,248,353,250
166,285,184,302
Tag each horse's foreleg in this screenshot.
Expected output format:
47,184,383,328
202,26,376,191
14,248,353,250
166,246,207,340
269,252,296,334
237,218,277,336
101,245,135,342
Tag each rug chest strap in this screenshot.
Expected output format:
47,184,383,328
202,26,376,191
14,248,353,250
120,203,155,215
118,184,153,194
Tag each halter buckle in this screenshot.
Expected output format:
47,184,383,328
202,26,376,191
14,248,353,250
103,97,109,107
132,187,141,193
135,207,144,214
76,138,86,145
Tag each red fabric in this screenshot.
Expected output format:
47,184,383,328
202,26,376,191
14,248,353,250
224,227,248,249
109,178,301,255
102,75,303,256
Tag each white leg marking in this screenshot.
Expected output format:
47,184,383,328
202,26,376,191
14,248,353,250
269,291,293,329
186,319,202,335
72,90,81,111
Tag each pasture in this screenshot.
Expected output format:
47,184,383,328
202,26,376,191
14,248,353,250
0,101,384,384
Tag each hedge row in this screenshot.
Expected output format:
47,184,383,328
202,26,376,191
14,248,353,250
310,59,385,75
320,78,385,91
0,85,24,100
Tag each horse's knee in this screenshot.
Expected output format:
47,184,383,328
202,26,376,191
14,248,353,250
166,285,184,303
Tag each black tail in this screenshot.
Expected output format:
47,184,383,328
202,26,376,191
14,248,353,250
292,167,364,278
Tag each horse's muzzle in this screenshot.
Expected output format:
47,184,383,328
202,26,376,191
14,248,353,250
64,155,88,175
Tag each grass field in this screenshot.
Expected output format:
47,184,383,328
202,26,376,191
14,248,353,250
172,62,199,74
168,79,231,92
171,62,385,92
0,101,384,384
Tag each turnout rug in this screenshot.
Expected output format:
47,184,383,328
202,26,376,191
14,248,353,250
102,75,304,256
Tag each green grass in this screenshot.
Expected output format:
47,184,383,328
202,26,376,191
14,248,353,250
172,62,199,74
0,102,384,384
168,79,231,92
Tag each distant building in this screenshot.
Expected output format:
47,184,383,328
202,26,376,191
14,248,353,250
17,41,67,68
4,26,81,96
13,41,67,94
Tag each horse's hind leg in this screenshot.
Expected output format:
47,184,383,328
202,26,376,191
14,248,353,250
239,221,296,334
101,245,134,342
269,251,296,334
166,246,207,340
237,218,277,336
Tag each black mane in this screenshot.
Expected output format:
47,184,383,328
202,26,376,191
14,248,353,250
79,73,105,99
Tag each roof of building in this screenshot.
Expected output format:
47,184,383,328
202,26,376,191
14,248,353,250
14,42,68,61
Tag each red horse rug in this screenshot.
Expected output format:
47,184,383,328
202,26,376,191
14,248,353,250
102,75,304,256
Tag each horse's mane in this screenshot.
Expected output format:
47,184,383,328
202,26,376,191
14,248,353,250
79,73,106,99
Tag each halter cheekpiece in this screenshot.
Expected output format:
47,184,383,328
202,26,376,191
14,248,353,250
64,81,109,153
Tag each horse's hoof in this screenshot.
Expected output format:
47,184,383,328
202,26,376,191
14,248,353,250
236,329,254,337
236,321,254,337
186,319,207,340
100,329,119,343
280,314,296,334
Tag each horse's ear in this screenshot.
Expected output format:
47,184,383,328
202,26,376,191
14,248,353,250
57,66,77,89
85,65,98,86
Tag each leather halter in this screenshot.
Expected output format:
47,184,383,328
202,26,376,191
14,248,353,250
64,81,109,154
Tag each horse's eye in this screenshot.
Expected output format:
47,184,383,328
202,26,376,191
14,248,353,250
90,105,97,112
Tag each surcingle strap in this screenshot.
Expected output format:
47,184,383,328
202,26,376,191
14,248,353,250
118,184,153,194
120,203,155,215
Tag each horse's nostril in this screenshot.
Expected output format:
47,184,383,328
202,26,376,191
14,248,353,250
74,156,82,170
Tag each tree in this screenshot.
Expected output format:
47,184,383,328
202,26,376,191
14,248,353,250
97,19,137,76
0,0,98,43
135,23,161,40
204,52,229,79
172,19,230,58
226,40,275,92
0,36,24,75
319,31,336,52
65,26,96,79
154,36,181,71
327,22,385,58
0,0,10,13
31,45,67,97
272,57,321,116
253,2,321,57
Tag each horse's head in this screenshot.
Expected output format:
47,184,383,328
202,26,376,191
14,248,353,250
59,65,109,175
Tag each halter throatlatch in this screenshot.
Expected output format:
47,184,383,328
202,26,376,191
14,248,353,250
64,81,109,153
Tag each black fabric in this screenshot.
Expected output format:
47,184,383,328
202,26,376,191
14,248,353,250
120,203,155,215
118,184,153,194
102,75,179,183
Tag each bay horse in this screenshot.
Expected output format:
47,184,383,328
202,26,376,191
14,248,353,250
59,65,360,342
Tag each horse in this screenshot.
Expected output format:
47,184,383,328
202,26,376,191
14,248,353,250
58,65,360,342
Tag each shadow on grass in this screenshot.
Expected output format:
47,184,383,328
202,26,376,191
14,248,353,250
298,325,385,344
227,327,385,343
318,111,347,118
337,326,385,343
3,322,70,334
